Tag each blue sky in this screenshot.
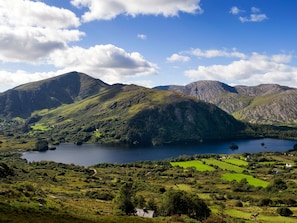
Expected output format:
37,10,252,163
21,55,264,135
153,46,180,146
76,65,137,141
0,0,297,92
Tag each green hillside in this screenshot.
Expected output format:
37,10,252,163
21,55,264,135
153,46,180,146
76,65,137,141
28,84,245,146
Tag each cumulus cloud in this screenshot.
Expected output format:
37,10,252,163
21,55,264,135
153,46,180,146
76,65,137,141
0,0,83,63
0,43,158,91
184,52,297,87
71,0,202,21
230,6,268,23
167,53,190,63
0,26,84,63
48,44,158,83
137,34,147,40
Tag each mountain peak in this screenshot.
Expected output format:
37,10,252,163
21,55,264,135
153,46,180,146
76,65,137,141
154,80,297,125
0,72,108,118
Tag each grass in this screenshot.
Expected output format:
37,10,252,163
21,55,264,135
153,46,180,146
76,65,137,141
174,184,192,191
171,160,215,171
202,158,246,173
226,207,297,223
221,173,269,187
31,124,51,131
223,158,248,167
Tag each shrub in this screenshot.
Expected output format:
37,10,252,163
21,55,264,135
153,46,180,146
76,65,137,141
276,207,293,216
258,198,272,207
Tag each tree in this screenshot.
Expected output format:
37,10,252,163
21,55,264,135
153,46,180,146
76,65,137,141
113,182,136,215
147,198,158,213
134,195,145,208
258,198,272,207
160,189,210,220
34,139,48,151
277,207,293,216
266,178,287,192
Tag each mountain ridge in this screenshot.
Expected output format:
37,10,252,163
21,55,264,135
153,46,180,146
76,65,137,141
1,72,296,147
154,80,297,125
0,71,108,118
0,72,249,146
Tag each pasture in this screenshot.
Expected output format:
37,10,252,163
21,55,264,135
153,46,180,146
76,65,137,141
202,158,246,173
221,173,269,187
170,160,215,171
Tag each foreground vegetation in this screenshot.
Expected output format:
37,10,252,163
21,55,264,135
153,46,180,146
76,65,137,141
1,144,297,222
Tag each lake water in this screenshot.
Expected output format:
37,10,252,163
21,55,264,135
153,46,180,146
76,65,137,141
22,138,297,166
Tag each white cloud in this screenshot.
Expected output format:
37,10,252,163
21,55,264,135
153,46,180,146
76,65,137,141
190,48,247,59
0,70,59,92
167,53,190,63
0,43,159,91
71,0,202,21
251,7,260,14
137,34,147,40
167,48,246,64
0,0,84,63
240,14,268,23
231,6,268,23
184,52,297,87
0,0,80,28
0,26,84,63
48,44,158,83
229,6,244,15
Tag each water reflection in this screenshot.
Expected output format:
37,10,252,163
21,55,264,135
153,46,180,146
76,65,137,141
22,138,296,166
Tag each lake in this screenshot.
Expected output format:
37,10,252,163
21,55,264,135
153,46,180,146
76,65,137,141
22,138,297,166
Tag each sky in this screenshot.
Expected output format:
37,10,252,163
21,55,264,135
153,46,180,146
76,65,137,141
0,0,297,92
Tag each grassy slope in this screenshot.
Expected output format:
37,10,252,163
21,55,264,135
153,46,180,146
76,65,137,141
27,84,245,146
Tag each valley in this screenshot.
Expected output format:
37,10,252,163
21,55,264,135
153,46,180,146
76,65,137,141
1,72,297,222
1,148,297,222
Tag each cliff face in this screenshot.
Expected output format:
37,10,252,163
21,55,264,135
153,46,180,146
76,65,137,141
155,81,297,125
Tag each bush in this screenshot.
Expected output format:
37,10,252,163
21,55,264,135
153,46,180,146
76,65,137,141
276,207,293,216
266,178,287,192
258,198,272,207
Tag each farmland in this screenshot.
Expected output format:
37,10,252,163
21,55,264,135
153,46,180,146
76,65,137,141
1,149,297,222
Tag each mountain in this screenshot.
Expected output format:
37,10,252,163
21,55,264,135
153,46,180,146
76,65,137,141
0,71,108,118
155,81,297,126
30,84,246,146
0,72,247,146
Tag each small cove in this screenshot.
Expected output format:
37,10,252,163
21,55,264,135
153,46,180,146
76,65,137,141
22,138,297,166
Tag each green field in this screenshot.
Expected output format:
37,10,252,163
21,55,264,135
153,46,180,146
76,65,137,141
30,123,51,131
202,158,246,173
226,208,297,223
221,173,269,187
171,160,215,171
224,158,248,167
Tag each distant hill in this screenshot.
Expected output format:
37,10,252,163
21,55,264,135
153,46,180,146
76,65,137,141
0,72,108,118
0,72,247,146
155,81,297,126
